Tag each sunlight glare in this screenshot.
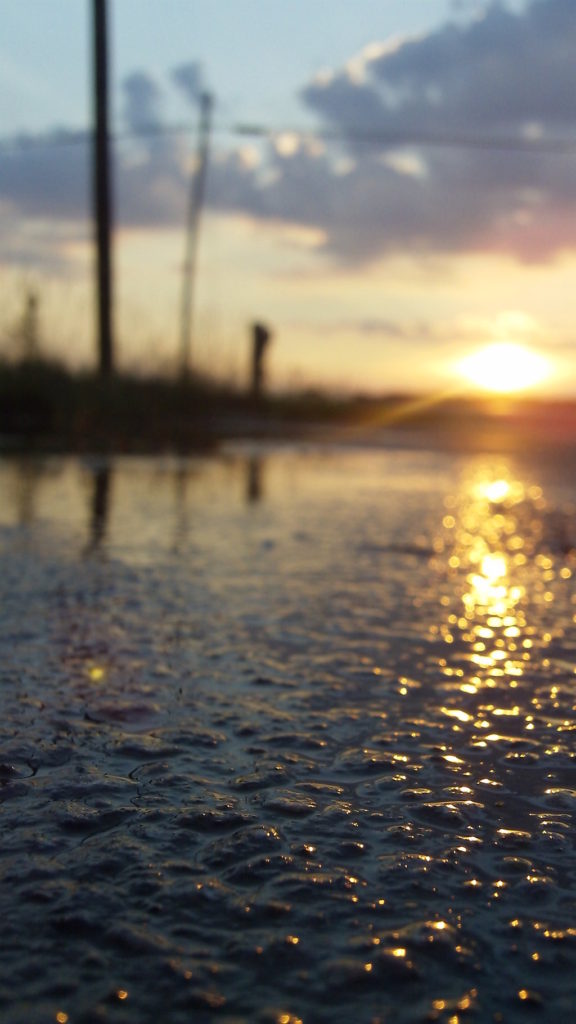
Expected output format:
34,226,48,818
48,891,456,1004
481,553,507,582
482,480,510,503
458,342,549,394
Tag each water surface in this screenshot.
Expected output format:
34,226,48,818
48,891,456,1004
2,444,576,1023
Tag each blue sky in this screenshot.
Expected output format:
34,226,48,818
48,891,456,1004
4,0,576,397
2,1,480,134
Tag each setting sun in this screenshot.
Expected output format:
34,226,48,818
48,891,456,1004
458,342,550,394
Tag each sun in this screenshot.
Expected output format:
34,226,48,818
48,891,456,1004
457,341,550,394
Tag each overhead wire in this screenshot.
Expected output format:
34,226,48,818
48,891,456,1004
3,119,576,154
232,123,576,154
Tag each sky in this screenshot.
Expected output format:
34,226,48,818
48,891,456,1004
3,0,576,396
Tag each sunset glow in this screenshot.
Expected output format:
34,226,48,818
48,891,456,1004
3,1,576,395
457,342,550,395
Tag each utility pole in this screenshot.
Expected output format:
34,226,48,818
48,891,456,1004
179,91,213,379
92,0,114,377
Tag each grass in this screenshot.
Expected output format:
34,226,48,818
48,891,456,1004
0,356,358,452
0,358,220,451
2,355,576,455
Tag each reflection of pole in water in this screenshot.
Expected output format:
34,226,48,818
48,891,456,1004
172,461,192,551
87,464,112,552
246,456,263,504
13,459,44,525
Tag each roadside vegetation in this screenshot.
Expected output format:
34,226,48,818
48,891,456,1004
0,355,365,452
0,356,571,455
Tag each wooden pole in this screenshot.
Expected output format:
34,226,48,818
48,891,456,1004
180,91,212,379
251,322,271,402
92,0,114,377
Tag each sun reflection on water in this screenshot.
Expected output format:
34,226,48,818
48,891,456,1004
412,459,576,1011
4,451,576,1023
434,464,555,693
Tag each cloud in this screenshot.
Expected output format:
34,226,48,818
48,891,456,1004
0,199,82,275
4,0,576,271
317,309,566,356
355,319,438,340
95,0,566,269
122,72,164,134
0,131,89,225
286,0,576,263
0,69,190,265
171,62,205,105
209,0,576,266
116,72,188,229
303,0,576,137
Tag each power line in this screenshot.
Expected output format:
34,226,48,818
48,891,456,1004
4,120,576,155
0,124,190,150
234,123,576,154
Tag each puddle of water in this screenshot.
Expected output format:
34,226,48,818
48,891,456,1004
1,445,576,1023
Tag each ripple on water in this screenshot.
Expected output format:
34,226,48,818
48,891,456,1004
85,700,163,729
262,791,318,816
177,807,255,832
3,450,576,1023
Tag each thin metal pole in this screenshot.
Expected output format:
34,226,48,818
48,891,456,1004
92,0,114,377
180,91,212,379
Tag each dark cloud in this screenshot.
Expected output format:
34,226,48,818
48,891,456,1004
171,63,205,105
302,0,576,137
287,0,576,262
4,0,576,270
117,71,187,229
122,72,164,134
205,0,576,265
0,71,189,261
0,131,90,224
